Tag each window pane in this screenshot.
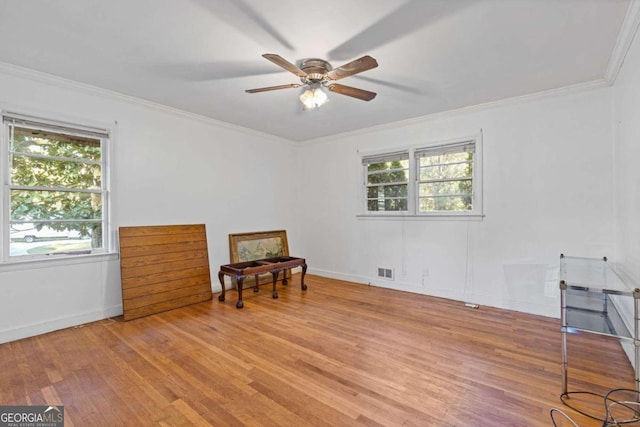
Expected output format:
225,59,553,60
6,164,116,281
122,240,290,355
419,180,472,196
11,190,102,221
419,196,472,212
366,183,408,212
385,198,408,211
420,162,472,181
419,152,472,166
367,169,409,184
367,187,379,198
383,184,408,198
12,155,101,189
9,221,100,256
367,159,409,172
367,196,409,212
12,127,101,162
367,200,379,211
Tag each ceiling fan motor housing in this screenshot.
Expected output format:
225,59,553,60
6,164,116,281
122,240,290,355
246,53,377,102
299,58,332,83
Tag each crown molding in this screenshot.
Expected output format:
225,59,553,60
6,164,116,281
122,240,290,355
6,53,603,148
301,78,610,146
0,61,294,146
605,0,640,83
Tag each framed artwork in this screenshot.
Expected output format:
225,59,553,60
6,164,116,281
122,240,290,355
228,229,290,287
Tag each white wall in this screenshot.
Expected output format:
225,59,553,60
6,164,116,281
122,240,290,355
0,65,298,343
614,28,640,282
613,17,640,364
297,87,615,317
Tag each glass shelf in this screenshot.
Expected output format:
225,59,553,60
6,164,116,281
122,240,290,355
559,254,640,396
566,301,632,339
560,255,634,296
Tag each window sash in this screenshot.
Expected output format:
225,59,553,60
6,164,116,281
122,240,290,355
362,151,409,166
3,112,110,260
3,112,109,139
415,142,475,213
363,151,410,213
415,141,475,158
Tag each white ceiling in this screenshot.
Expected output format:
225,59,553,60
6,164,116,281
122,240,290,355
0,0,633,142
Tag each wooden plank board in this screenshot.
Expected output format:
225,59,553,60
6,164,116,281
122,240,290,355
119,224,213,321
120,240,208,258
122,275,211,300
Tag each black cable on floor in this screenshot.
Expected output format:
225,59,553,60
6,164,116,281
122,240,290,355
553,389,640,426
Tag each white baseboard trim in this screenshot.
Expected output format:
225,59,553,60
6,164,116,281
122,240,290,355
306,268,369,285
307,268,557,318
307,267,455,299
0,305,123,344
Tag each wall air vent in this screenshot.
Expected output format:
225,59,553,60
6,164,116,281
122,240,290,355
377,268,394,280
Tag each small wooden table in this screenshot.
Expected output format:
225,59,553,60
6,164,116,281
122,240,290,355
217,256,307,308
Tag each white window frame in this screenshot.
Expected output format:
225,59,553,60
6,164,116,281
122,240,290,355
358,134,483,219
362,151,410,214
0,111,115,263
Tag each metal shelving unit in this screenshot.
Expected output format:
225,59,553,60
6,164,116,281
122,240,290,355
559,254,640,396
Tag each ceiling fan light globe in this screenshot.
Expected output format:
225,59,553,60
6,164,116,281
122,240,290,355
313,88,328,105
299,87,328,110
299,89,314,104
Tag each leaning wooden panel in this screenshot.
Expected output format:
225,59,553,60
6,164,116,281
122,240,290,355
119,224,212,321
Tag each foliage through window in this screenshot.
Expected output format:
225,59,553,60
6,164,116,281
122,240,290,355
361,138,481,216
416,142,474,212
2,113,110,259
363,152,409,212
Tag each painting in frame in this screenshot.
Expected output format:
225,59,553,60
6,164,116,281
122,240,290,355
228,229,290,288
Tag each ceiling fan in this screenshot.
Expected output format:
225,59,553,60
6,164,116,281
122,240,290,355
245,54,378,109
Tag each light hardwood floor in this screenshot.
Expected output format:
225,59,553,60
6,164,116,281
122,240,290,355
0,275,636,426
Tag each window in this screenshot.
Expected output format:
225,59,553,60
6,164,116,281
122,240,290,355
416,142,475,213
361,137,482,217
363,151,409,212
2,112,111,260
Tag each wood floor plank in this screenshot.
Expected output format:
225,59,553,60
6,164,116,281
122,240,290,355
0,274,636,426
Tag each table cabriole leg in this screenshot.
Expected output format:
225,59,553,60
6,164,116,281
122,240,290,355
301,263,308,291
254,274,259,292
217,271,226,302
272,270,279,299
236,276,245,309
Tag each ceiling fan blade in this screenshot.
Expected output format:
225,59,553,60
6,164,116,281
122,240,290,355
245,83,301,93
327,84,377,101
262,54,307,78
326,56,378,81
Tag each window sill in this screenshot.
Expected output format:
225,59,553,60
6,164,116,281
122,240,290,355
0,252,119,272
356,213,485,221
